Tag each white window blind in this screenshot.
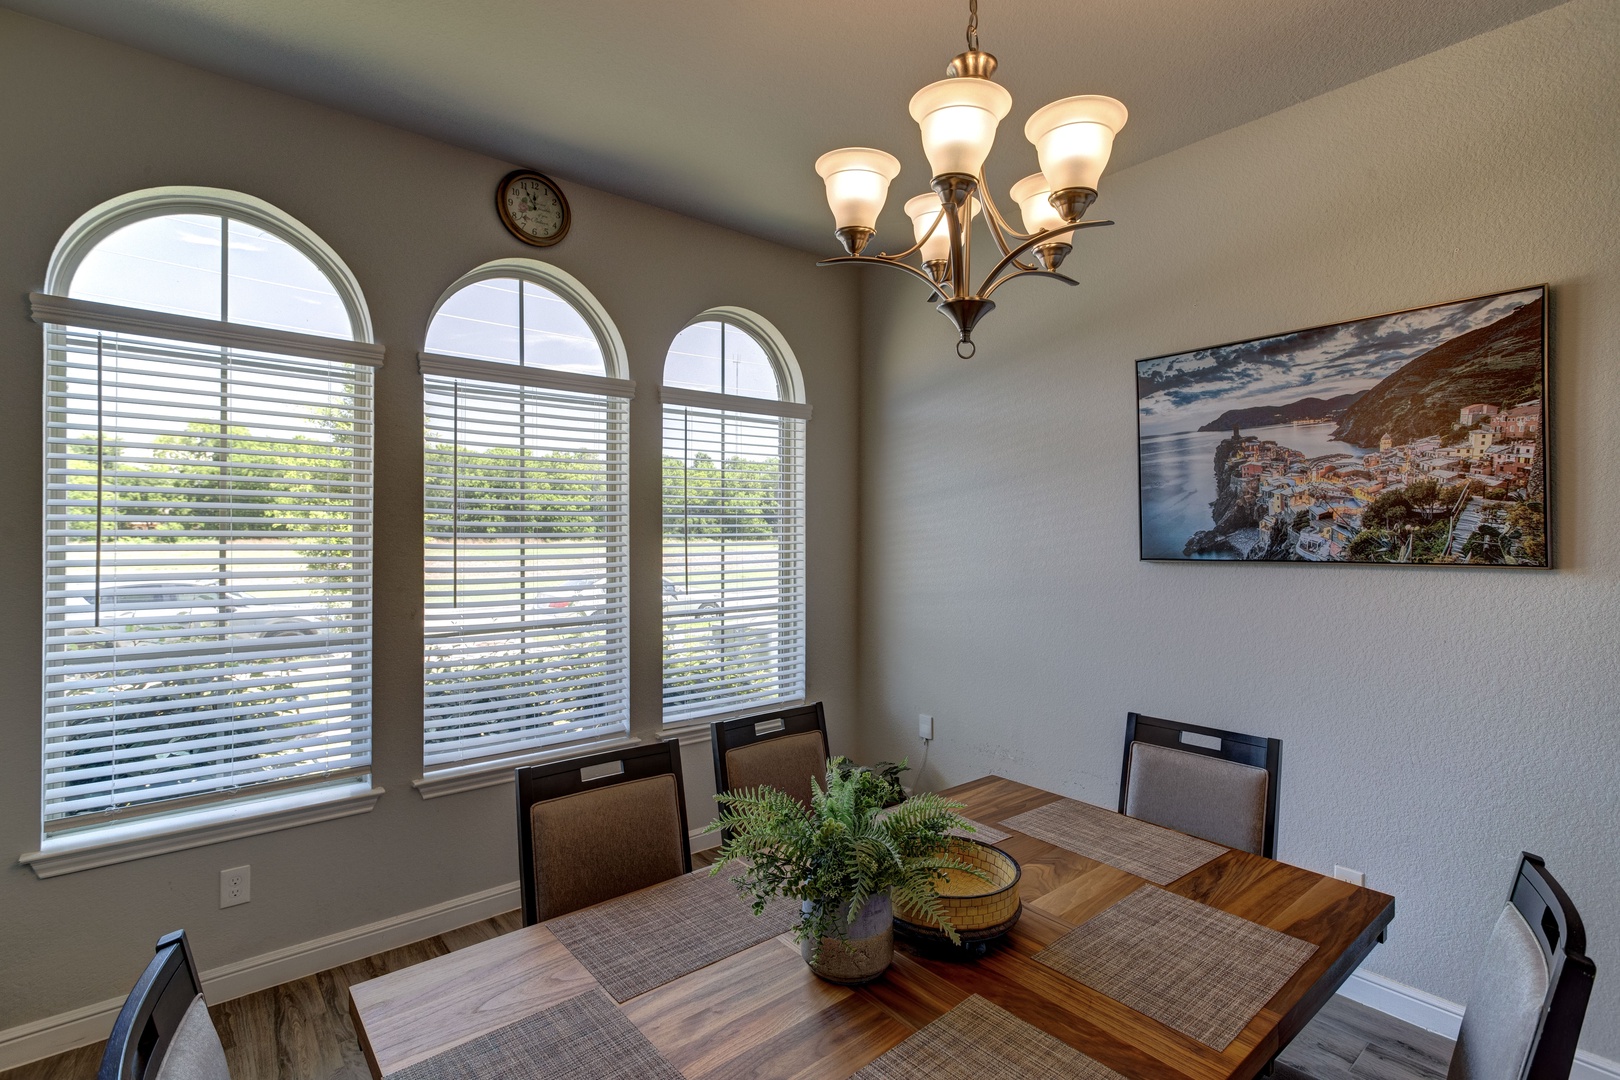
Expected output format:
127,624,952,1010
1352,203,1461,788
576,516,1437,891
662,401,805,723
42,320,375,831
423,365,630,767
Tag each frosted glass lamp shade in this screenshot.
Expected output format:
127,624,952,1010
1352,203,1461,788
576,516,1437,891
904,192,980,264
1009,174,1072,235
908,78,1014,179
1024,95,1128,193
814,148,902,231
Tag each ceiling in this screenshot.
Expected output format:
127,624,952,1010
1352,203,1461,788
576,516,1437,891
5,0,1566,252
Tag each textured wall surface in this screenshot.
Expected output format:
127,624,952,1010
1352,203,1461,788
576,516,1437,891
0,11,859,1030
859,0,1618,1056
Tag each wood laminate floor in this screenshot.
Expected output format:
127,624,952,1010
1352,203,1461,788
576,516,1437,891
4,864,1454,1080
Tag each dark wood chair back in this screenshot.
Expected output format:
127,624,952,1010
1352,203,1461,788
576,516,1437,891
97,931,206,1080
516,741,692,926
711,701,830,803
1119,712,1282,858
1511,853,1596,1080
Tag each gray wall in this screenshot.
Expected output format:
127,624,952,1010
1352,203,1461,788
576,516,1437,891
0,10,860,1028
859,0,1618,1057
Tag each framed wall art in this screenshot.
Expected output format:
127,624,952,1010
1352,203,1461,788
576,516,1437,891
1136,285,1549,566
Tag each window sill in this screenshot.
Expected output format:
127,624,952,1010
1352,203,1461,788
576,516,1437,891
19,781,384,879
413,735,644,799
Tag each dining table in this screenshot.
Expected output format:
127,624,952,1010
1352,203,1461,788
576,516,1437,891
348,775,1394,1080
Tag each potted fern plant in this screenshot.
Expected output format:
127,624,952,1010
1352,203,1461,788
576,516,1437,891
708,758,984,984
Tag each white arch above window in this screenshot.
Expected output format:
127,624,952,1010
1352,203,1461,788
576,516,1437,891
424,259,628,382
44,186,373,344
661,307,808,420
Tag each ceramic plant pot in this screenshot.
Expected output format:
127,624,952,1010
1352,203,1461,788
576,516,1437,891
799,891,894,984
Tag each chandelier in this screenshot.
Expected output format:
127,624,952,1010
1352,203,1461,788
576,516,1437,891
814,0,1127,358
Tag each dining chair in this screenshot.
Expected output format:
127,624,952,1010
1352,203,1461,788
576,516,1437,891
1119,712,1282,857
711,701,830,809
1446,852,1595,1080
516,741,692,925
97,930,230,1080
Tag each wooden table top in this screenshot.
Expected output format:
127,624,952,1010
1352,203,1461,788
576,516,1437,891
349,776,1394,1080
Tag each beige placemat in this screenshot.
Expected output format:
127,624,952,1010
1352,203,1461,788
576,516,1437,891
387,990,680,1080
1034,885,1318,1050
950,818,1010,844
852,995,1129,1080
546,869,797,1002
1000,797,1225,884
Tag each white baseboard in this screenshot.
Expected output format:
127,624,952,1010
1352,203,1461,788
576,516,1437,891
689,825,721,853
1341,968,1620,1080
0,881,520,1072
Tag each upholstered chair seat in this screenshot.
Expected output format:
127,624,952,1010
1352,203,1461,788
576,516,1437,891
1124,741,1270,854
516,742,692,926
1446,903,1550,1080
711,703,832,813
528,772,687,922
154,996,230,1080
99,931,229,1080
1118,713,1282,858
1443,853,1595,1080
724,729,828,807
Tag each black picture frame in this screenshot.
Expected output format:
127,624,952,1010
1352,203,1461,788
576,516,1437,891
1135,285,1550,567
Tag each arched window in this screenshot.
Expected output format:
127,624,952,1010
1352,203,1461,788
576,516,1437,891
661,309,808,724
35,188,380,842
420,260,633,774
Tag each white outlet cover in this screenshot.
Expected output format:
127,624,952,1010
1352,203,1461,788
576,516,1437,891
220,865,251,908
1333,865,1365,887
918,714,934,740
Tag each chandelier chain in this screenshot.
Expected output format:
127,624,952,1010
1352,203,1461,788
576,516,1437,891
966,0,979,52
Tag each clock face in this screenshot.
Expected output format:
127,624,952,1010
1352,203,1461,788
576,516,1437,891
497,171,570,246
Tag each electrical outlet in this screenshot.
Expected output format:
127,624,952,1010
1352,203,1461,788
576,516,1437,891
918,714,934,741
1333,865,1364,887
220,865,251,908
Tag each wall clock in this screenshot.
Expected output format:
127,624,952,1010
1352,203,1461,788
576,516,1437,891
495,169,571,247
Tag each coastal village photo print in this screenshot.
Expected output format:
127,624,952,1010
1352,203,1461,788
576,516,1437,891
1136,286,1548,566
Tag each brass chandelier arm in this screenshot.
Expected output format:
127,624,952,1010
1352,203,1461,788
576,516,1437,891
977,218,1113,295
974,169,1038,255
980,265,1080,298
872,205,947,262
815,253,951,294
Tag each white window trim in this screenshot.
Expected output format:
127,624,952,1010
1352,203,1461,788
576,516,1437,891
660,307,808,727
35,186,379,850
423,258,629,381
412,735,644,799
418,351,632,397
420,258,634,777
19,781,384,879
660,385,811,420
30,293,386,367
44,185,376,344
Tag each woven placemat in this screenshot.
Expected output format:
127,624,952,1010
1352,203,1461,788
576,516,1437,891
387,990,680,1080
547,869,797,1002
1034,886,1318,1050
949,818,1010,844
1000,797,1225,884
852,995,1129,1080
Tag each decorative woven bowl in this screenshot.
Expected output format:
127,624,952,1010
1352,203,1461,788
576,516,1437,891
894,839,1022,949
